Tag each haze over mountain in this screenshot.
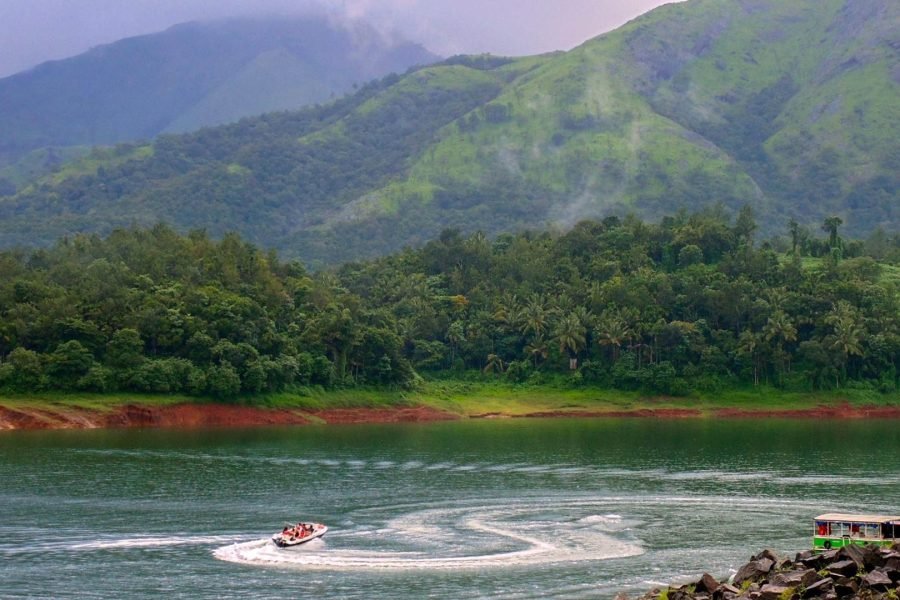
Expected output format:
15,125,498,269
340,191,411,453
0,0,897,265
0,15,437,164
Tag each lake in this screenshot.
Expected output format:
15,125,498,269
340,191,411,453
2,418,899,599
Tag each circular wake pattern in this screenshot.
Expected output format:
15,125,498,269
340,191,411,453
213,500,643,571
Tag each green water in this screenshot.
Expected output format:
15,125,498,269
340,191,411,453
2,418,899,599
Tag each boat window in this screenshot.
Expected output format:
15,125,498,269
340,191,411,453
816,521,828,536
864,524,881,539
831,522,850,537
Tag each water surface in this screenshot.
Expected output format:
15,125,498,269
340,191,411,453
2,418,898,599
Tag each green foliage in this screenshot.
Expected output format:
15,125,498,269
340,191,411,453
1,0,896,262
0,212,898,400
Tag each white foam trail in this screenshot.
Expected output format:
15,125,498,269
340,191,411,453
213,499,645,571
70,534,242,550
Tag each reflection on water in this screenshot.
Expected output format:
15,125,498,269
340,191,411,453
1,418,899,599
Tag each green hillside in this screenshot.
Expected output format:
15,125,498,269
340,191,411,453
0,16,437,167
0,0,896,264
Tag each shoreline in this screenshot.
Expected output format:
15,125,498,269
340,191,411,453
3,400,900,431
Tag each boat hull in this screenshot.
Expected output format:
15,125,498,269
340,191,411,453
272,523,328,548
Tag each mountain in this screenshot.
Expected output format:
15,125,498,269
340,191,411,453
0,15,438,166
0,0,897,265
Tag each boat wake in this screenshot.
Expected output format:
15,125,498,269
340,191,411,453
213,500,643,571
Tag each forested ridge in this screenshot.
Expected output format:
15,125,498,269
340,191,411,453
1,211,898,398
0,0,897,264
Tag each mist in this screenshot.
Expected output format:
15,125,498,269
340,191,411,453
0,0,679,78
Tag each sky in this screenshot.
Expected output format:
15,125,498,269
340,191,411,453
0,0,679,78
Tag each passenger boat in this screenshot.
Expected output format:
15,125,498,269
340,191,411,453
272,522,328,548
814,513,900,550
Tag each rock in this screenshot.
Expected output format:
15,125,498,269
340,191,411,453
884,567,900,583
838,545,867,570
753,550,781,564
833,578,858,598
801,577,834,598
861,570,893,590
759,584,792,600
827,560,859,578
714,583,741,599
697,573,721,594
799,553,826,570
735,559,776,586
773,569,819,588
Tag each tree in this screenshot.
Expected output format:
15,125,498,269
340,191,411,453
47,340,95,388
483,353,505,374
824,301,865,385
822,216,843,249
595,312,633,363
524,335,548,369
554,313,586,370
763,310,797,380
0,348,45,391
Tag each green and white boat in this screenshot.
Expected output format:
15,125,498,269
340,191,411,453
814,513,900,550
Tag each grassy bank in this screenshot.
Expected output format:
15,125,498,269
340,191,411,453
2,380,898,418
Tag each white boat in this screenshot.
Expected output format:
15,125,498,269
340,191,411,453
272,522,328,548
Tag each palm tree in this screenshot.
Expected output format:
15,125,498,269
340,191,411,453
518,293,549,339
763,310,797,377
825,302,865,385
483,353,505,375
737,329,763,386
595,312,633,363
822,216,843,249
446,321,466,366
554,312,587,370
524,335,549,369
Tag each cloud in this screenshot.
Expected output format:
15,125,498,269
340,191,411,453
0,0,679,78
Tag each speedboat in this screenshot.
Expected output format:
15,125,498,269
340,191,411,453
272,522,328,548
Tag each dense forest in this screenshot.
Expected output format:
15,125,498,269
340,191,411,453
1,210,898,398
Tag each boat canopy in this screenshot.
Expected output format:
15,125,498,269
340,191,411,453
815,513,900,523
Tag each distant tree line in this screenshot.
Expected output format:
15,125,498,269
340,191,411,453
0,209,898,398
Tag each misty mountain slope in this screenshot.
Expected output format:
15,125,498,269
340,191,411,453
0,0,897,264
614,0,899,227
0,16,437,165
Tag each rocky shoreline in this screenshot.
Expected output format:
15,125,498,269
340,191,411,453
632,545,900,600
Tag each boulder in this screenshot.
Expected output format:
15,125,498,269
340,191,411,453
773,569,820,588
827,560,859,578
861,570,893,590
801,577,834,599
833,578,858,598
735,559,776,586
775,558,794,571
759,584,793,600
753,550,781,564
713,583,741,600
697,573,721,594
838,545,866,570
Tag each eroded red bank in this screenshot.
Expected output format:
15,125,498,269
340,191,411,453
1,402,899,431
0,403,458,430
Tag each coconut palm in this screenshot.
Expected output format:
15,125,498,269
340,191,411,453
825,302,865,385
483,353,505,375
554,312,587,370
595,312,633,363
524,335,549,369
